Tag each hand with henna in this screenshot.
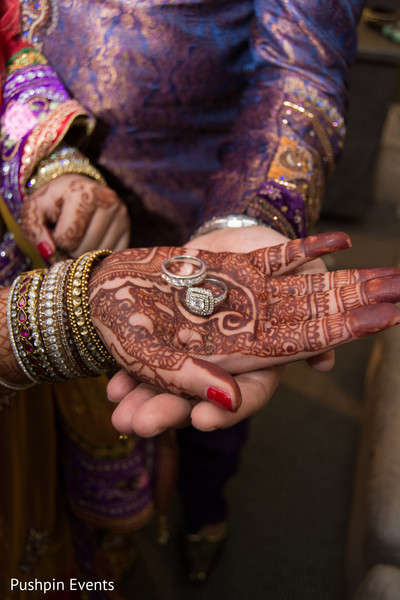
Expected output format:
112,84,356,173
108,227,287,434
20,174,131,261
108,226,334,435
88,232,400,436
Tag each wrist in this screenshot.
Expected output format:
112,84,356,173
186,223,289,254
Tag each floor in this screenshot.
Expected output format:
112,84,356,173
119,106,400,600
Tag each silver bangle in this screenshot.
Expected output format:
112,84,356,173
190,214,266,240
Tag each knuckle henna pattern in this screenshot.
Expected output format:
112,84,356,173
87,243,400,394
55,180,120,251
21,176,123,252
21,187,63,242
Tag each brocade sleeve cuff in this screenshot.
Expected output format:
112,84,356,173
0,47,95,222
202,78,346,239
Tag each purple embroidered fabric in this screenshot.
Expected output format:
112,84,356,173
248,179,307,239
0,231,31,285
60,433,156,523
0,61,71,286
0,63,68,218
20,0,365,243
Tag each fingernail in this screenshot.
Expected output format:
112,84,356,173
206,387,233,411
37,241,53,260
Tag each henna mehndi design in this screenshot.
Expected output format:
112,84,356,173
87,233,400,399
21,177,119,252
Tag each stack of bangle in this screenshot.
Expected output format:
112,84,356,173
66,250,117,374
8,269,60,384
26,146,107,195
6,250,117,387
38,259,86,381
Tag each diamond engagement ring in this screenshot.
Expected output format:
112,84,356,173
185,277,228,316
161,255,207,287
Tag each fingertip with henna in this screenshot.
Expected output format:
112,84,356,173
305,232,352,259
349,303,400,337
363,273,400,304
206,386,235,412
191,358,241,411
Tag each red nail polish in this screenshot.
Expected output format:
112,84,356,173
37,241,53,260
206,387,233,411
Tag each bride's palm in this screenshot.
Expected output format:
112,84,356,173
89,232,400,416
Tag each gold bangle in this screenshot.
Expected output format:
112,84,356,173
26,146,107,195
66,250,117,375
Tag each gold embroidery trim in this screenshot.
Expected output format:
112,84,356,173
6,48,48,76
283,101,335,172
19,100,95,189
